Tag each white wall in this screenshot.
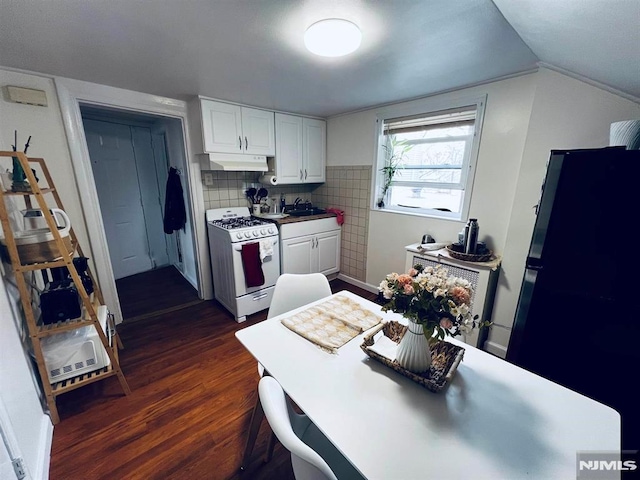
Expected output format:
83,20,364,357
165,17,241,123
327,68,640,356
0,69,93,262
327,73,538,282
486,68,640,355
0,277,53,480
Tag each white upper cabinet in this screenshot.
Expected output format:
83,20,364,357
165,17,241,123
241,107,276,155
201,99,275,156
275,113,304,183
275,113,326,184
303,117,326,183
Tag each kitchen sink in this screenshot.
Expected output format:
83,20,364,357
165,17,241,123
287,208,327,217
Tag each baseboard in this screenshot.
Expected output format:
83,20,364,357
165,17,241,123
336,274,379,294
483,341,507,359
34,415,53,480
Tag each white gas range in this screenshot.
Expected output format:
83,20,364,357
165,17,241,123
206,207,280,322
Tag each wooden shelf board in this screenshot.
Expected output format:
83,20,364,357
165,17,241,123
36,318,95,337
50,364,116,396
1,187,55,196
11,241,78,271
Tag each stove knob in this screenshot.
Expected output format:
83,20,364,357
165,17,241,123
268,227,275,234
236,232,243,240
244,232,251,238
260,229,266,235
252,230,259,237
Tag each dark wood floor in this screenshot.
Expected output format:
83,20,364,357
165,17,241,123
50,277,378,480
115,265,202,321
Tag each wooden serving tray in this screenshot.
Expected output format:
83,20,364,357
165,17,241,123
360,321,465,392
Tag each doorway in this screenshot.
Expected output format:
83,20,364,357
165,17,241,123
80,106,199,318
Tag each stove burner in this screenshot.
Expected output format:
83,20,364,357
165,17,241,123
210,216,270,229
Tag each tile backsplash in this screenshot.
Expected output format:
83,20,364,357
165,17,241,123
312,166,371,282
201,171,313,211
201,166,372,282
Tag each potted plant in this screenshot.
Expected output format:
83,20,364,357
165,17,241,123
377,134,413,208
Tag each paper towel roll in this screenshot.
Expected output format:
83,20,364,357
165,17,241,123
259,174,278,185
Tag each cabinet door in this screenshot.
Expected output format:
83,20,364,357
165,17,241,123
303,117,326,183
316,230,341,275
275,113,303,184
281,235,315,274
201,100,243,154
241,107,275,156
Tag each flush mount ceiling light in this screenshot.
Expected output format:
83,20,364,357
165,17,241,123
304,18,362,57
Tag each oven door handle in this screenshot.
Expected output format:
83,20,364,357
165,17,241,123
232,238,279,251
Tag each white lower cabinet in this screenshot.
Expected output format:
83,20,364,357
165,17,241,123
282,235,314,274
280,218,341,275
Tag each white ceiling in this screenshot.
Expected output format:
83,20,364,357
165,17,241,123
0,0,638,118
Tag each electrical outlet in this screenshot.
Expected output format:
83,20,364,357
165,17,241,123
203,172,214,186
12,457,26,479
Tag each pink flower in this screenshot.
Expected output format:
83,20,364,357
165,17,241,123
440,318,454,329
397,274,412,286
403,284,415,295
450,286,471,305
408,268,418,277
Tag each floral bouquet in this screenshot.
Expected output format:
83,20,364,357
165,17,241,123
379,264,484,341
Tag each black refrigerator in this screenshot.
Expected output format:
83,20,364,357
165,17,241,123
507,147,640,451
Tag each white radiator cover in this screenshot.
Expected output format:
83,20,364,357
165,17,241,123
404,244,500,352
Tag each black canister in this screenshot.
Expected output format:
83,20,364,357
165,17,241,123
464,218,479,254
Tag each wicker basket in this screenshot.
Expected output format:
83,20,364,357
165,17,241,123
360,321,465,392
445,244,493,262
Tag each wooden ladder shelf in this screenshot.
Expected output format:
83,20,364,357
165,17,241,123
0,151,130,424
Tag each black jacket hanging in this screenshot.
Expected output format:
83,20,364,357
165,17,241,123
163,167,187,234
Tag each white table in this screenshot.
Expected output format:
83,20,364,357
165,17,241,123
235,291,620,480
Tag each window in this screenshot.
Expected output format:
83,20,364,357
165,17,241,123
374,96,485,220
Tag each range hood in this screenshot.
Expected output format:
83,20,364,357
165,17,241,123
201,152,269,172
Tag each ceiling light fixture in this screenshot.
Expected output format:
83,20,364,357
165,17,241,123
304,18,362,57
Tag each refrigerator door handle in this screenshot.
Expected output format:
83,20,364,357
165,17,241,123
526,256,544,270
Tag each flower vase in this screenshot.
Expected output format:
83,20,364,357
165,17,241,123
395,319,432,373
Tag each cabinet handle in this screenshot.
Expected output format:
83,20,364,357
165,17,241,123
304,169,308,180
300,169,303,180
238,136,242,151
245,136,248,150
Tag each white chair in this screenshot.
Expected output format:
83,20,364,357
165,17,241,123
240,273,333,471
267,273,333,318
260,273,333,375
259,375,365,480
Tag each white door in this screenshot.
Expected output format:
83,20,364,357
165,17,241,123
317,230,341,275
201,100,243,153
84,119,153,279
303,117,326,183
131,127,169,269
281,235,314,274
241,107,275,155
275,113,303,184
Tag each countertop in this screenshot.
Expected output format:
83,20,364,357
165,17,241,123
254,212,337,225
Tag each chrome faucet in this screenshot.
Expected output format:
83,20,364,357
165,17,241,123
293,197,303,209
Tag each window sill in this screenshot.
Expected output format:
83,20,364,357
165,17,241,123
371,205,462,222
